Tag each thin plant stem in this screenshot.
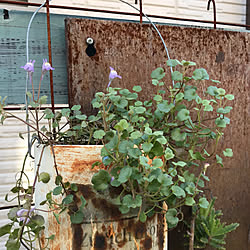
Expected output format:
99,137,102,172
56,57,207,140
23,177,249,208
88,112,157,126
50,144,67,193
32,145,46,195
29,73,35,102
5,112,49,140
37,74,44,101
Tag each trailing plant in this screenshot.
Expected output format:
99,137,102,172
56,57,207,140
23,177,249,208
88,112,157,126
0,58,239,249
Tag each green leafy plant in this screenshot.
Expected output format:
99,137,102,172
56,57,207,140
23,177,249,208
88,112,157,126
190,198,239,249
0,58,238,249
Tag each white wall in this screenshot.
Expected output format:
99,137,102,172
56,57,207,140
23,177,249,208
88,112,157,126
0,0,247,30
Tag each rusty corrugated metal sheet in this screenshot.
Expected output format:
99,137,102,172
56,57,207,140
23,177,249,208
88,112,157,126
65,18,249,250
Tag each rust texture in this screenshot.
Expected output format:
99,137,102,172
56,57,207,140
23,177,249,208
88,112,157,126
41,145,167,249
65,19,249,249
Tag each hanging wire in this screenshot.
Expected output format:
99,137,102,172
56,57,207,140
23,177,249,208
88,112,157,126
119,0,174,86
25,0,51,157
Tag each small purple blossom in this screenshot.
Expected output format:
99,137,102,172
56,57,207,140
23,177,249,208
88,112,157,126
17,207,35,224
108,67,122,88
21,60,35,73
111,176,115,183
42,59,55,72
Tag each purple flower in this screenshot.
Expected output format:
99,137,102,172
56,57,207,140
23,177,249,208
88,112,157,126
111,176,115,183
42,59,55,72
21,60,35,73
108,67,122,88
16,207,35,224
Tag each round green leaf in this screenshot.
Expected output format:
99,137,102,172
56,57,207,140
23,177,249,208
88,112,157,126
184,88,197,101
133,86,142,92
91,170,111,191
151,67,165,80
158,102,175,113
204,105,213,112
71,105,81,111
62,194,74,205
114,119,129,131
93,130,105,139
171,186,186,198
76,114,87,120
122,194,142,208
70,211,84,224
38,172,50,183
167,59,182,67
142,142,153,152
171,128,186,142
53,186,63,195
172,71,183,81
118,166,132,183
135,107,146,114
192,68,209,80
185,197,195,206
225,94,234,100
177,109,190,121
199,197,209,208
165,148,175,160
31,215,45,226
217,88,226,96
215,118,227,128
153,95,163,102
152,158,163,168
166,208,179,228
223,148,233,157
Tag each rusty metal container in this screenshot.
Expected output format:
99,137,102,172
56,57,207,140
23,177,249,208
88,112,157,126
34,144,168,249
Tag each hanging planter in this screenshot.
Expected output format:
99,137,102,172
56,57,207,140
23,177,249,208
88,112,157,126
34,144,168,250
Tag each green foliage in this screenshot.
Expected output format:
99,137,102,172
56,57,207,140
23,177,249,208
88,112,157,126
0,58,236,249
192,198,239,249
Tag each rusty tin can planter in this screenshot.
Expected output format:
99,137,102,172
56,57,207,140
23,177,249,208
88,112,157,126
34,144,168,250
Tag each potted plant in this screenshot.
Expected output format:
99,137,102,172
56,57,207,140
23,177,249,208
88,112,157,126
0,58,238,250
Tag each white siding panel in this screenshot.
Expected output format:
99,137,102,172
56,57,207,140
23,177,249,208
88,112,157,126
0,0,247,29
0,113,33,249
0,107,68,249
0,112,34,208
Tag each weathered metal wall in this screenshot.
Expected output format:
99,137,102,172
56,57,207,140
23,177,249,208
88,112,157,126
65,18,250,249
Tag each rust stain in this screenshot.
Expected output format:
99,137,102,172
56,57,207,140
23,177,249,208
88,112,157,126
133,238,140,250
91,196,122,219
157,213,165,250
141,236,153,249
107,223,115,239
40,230,45,247
72,224,83,250
77,184,95,200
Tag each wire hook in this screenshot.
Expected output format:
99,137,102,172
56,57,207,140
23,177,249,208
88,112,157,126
207,0,216,29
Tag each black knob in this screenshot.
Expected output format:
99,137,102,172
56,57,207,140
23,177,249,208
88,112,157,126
85,37,96,57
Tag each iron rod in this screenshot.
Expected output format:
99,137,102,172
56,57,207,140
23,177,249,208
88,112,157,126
45,0,55,115
139,0,142,23
207,0,217,29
